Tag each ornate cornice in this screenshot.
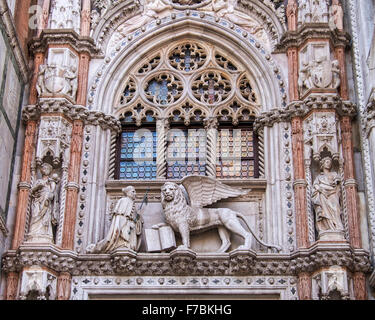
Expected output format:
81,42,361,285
29,29,101,58
254,94,357,131
275,24,351,53
22,99,121,133
1,243,371,277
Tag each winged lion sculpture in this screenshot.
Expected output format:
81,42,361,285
155,175,281,253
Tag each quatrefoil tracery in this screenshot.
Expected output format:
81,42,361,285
117,41,259,122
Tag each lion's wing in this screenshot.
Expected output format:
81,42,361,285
181,175,249,208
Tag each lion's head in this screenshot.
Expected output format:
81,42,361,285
161,182,184,204
161,182,193,222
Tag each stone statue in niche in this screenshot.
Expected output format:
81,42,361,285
86,186,144,253
155,175,281,252
298,0,329,25
26,163,60,244
36,64,78,101
329,0,344,31
312,157,344,239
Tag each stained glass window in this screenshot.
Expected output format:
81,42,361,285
216,124,258,179
166,126,207,179
116,128,157,180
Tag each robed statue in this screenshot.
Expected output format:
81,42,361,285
312,157,344,236
26,162,60,243
87,186,144,253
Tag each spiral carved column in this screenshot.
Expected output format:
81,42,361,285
204,117,218,177
156,118,169,179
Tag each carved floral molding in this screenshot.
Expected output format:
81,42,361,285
254,94,357,132
22,99,121,133
1,243,371,277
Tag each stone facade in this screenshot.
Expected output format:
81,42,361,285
0,0,374,300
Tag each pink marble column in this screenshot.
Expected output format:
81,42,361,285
56,272,72,300
5,272,19,300
286,0,298,31
297,272,312,300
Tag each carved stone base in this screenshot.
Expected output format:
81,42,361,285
318,230,346,242
25,235,54,244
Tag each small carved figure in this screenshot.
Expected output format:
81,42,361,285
330,0,344,30
212,0,262,34
27,163,60,243
63,66,78,100
87,186,144,253
331,60,341,89
36,65,47,97
298,61,314,93
312,157,344,235
119,0,172,35
156,175,281,252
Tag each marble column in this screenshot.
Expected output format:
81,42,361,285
335,46,349,100
340,116,362,249
156,118,169,179
80,0,91,37
56,272,72,300
61,120,84,249
5,272,19,300
287,47,299,101
292,117,309,249
286,0,298,31
297,272,312,300
353,272,368,300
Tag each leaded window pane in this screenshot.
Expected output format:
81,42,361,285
216,126,257,179
117,129,157,180
166,128,207,179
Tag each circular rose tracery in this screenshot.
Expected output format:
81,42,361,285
169,43,207,72
144,73,184,106
191,71,232,105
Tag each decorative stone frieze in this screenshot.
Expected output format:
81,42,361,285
49,0,81,33
254,94,356,132
22,100,121,134
2,243,371,278
276,25,350,53
29,30,101,58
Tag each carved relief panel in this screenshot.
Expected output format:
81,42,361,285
49,0,81,33
298,43,341,98
37,48,79,102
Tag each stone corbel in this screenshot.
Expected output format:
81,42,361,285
312,266,351,300
19,266,57,300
